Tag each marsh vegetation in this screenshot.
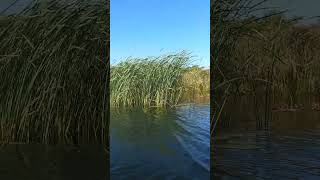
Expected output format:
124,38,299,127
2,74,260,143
109,51,210,178
110,52,209,108
212,0,320,178
0,0,109,145
212,0,320,132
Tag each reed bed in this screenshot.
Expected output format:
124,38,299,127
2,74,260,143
211,3,281,175
0,0,109,145
111,52,209,108
231,21,320,105
209,0,320,176
214,16,320,108
211,0,290,132
182,66,210,101
211,0,320,133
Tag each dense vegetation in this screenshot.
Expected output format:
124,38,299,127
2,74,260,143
226,19,320,104
110,52,209,108
212,0,320,134
0,0,109,145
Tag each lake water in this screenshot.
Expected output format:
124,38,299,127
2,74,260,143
213,96,320,179
110,103,210,179
0,144,108,180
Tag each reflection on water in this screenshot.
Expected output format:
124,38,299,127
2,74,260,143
0,144,108,180
214,96,320,179
110,104,210,179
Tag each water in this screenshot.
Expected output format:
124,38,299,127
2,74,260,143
214,96,320,179
0,144,108,180
110,103,210,179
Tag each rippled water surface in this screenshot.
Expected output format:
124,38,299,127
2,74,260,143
110,103,210,179
214,97,320,179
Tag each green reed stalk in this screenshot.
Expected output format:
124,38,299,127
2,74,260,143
111,52,193,108
211,0,290,133
0,0,109,145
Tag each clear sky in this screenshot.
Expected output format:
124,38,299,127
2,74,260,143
110,0,210,67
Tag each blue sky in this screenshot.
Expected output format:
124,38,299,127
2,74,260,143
110,0,210,67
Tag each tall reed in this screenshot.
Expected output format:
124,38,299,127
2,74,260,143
111,52,191,107
211,0,286,132
182,66,210,100
227,16,320,105
211,0,320,133
0,0,109,145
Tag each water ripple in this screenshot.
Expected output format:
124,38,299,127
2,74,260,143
214,130,320,179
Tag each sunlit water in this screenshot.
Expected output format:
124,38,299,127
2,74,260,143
214,96,320,179
110,103,210,179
